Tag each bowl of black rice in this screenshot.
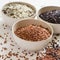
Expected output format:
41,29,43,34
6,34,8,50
37,6,60,34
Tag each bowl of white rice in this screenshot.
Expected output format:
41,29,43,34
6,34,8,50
1,2,36,26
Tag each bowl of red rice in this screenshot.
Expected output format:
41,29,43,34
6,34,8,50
12,18,53,51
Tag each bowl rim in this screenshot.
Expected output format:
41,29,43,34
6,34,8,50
37,6,60,25
12,18,53,43
1,1,36,20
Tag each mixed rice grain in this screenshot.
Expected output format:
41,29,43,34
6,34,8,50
2,2,35,19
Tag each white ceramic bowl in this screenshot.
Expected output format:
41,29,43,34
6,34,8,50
37,6,60,34
1,2,36,26
12,19,53,51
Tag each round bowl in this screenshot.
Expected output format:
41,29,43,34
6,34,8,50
1,2,36,26
12,18,53,51
37,6,60,34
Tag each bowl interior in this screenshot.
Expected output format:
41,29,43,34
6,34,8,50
39,6,60,14
13,19,53,36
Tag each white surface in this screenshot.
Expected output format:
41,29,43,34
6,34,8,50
0,19,60,60
0,17,60,60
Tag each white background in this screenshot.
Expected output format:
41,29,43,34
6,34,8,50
0,0,60,12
